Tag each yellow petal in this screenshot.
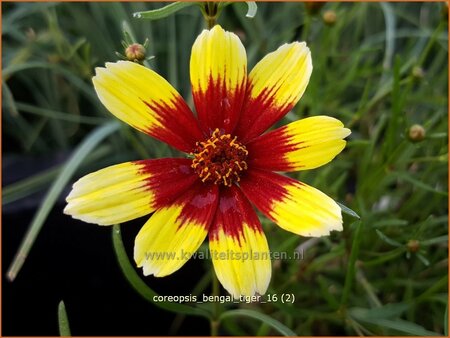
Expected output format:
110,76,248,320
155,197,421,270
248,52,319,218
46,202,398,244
240,169,342,237
248,116,351,171
235,42,313,142
93,61,203,152
210,225,271,299
209,186,271,299
64,159,197,225
271,181,343,236
134,184,218,277
190,25,247,133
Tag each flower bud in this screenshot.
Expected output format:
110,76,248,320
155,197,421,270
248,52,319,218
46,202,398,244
407,239,420,253
323,10,337,26
412,66,425,80
408,124,426,142
305,2,325,15
125,43,146,62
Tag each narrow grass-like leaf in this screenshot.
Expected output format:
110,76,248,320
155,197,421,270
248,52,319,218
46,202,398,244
3,62,98,105
363,248,404,267
395,171,448,196
340,221,363,308
133,2,195,20
337,202,361,219
373,219,408,227
245,2,257,18
16,102,108,125
416,275,448,303
353,317,439,336
421,235,448,246
111,224,211,319
58,300,71,336
3,145,111,205
6,122,120,281
349,303,409,320
379,3,396,71
416,253,430,266
2,82,19,116
219,309,296,336
317,275,340,309
375,229,402,247
3,165,61,205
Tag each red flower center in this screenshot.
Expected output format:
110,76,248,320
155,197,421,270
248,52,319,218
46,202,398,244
191,128,248,187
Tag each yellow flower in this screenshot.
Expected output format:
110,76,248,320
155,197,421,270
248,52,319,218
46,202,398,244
65,25,350,299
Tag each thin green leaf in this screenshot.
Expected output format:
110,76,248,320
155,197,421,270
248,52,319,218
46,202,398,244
3,165,61,205
245,2,257,18
3,145,111,205
122,24,134,45
416,253,430,266
416,275,448,303
219,309,296,336
133,2,195,20
2,62,98,104
373,219,408,227
395,171,448,196
2,81,19,116
349,303,409,320
354,317,439,336
380,2,396,71
58,300,71,336
317,275,340,309
337,202,361,219
111,224,210,319
15,102,108,125
363,248,404,267
6,122,120,281
375,229,402,247
341,221,363,307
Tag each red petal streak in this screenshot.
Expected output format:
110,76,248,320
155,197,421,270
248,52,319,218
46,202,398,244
246,125,304,171
137,158,199,209
142,97,204,153
193,73,247,135
209,186,262,245
175,182,219,231
235,86,295,143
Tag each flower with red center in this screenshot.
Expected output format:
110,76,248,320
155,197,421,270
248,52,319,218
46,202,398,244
64,25,350,298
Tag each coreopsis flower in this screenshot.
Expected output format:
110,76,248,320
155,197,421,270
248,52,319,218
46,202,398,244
65,25,350,298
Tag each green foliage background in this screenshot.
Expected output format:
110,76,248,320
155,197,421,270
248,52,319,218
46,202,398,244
3,1,448,336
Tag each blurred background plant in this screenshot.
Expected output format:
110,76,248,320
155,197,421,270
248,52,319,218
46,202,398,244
2,1,448,336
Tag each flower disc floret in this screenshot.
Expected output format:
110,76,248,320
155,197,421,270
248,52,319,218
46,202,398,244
191,128,248,186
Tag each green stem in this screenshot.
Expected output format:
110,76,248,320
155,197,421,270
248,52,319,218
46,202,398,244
340,221,363,311
211,271,220,336
301,14,312,42
207,17,216,29
112,225,211,318
200,2,219,29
